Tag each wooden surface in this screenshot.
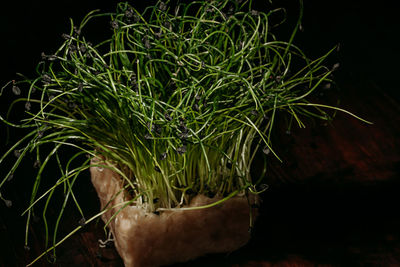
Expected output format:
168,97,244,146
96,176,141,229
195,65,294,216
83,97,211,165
1,0,400,266
1,83,399,267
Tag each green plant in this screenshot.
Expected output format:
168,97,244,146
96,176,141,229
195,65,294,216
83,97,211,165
0,0,368,264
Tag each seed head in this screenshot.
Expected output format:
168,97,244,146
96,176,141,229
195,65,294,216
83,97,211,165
227,6,234,15
164,113,172,121
332,63,340,72
154,31,162,39
251,10,259,16
61,33,71,40
125,8,133,18
37,131,44,139
132,83,139,92
179,123,188,134
262,147,270,155
25,101,31,111
78,83,84,92
13,149,21,158
153,124,162,134
78,217,86,226
4,199,12,208
67,100,78,110
202,98,208,108
93,70,101,76
178,132,189,140
133,14,140,23
206,7,213,13
159,2,167,11
176,145,187,154
7,173,14,181
110,20,119,30
41,52,57,62
33,160,41,169
130,73,137,83
164,21,171,29
69,44,77,55
323,83,332,90
142,36,151,49
73,26,81,36
79,44,87,54
12,85,21,95
159,152,167,160
42,74,52,85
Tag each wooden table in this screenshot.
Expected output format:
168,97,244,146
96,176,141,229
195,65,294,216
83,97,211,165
1,80,399,266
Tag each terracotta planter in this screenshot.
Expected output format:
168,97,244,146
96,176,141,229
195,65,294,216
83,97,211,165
90,161,258,267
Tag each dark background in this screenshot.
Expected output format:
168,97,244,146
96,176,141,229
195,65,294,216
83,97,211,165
0,0,398,98
1,0,399,266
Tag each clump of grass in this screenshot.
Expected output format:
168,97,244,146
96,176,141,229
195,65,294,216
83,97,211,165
0,0,368,263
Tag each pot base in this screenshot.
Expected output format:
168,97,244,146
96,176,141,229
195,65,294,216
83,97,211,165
90,163,257,267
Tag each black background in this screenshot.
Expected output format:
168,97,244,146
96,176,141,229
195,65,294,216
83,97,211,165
0,0,399,266
1,1,399,119
1,0,398,98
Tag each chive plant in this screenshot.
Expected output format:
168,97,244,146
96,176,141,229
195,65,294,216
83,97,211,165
0,0,367,262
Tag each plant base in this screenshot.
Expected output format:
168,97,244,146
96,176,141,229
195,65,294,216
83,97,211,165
90,163,258,267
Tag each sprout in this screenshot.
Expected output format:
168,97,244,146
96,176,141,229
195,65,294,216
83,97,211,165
0,1,369,263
